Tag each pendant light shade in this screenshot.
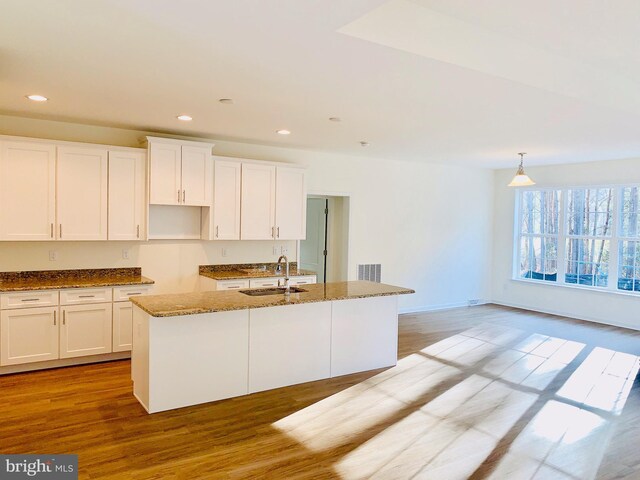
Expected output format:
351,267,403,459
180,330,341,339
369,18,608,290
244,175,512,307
508,152,535,187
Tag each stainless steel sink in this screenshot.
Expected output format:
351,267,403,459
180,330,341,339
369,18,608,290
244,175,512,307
239,287,307,296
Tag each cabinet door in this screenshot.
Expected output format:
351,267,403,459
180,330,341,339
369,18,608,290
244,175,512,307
213,159,241,240
59,304,112,358
0,306,59,366
112,302,133,352
149,142,181,205
181,145,212,206
275,166,307,240
241,163,276,240
108,150,146,240
0,141,56,240
57,146,108,240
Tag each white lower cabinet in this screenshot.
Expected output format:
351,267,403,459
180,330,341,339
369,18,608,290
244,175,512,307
112,302,134,352
331,296,399,377
0,284,152,369
248,302,331,393
59,303,112,358
0,306,59,366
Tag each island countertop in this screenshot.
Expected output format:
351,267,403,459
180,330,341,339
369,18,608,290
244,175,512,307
131,281,414,317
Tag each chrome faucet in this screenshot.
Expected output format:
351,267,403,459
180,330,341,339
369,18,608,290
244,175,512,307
277,255,290,292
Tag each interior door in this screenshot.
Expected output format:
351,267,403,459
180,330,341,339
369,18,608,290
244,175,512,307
300,198,327,282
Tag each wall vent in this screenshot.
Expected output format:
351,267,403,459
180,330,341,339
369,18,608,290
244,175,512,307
358,264,381,283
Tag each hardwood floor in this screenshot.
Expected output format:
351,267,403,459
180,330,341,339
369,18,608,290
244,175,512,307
2,304,640,479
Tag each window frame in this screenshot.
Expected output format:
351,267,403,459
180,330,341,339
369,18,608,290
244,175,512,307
513,183,640,295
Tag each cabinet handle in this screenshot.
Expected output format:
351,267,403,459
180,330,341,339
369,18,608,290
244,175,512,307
126,292,142,296
53,310,56,326
21,298,40,302
63,310,66,325
50,223,54,238
178,189,181,203
277,227,280,238
78,295,95,298
272,226,275,238
228,286,241,289
216,226,219,238
59,224,62,238
136,225,140,239
183,190,186,203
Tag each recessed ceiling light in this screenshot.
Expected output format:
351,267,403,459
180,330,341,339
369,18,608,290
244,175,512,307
219,98,234,104
177,115,193,121
360,141,370,147
26,94,48,102
276,129,291,135
329,117,341,122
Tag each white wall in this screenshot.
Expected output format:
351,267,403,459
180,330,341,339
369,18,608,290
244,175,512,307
492,157,640,330
0,115,495,312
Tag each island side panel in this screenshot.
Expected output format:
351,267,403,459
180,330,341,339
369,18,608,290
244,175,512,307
132,306,150,412
148,309,249,413
249,302,332,393
330,295,399,377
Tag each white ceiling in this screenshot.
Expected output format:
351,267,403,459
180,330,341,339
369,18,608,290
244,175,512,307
2,0,640,168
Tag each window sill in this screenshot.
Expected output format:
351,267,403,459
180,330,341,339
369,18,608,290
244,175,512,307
511,278,640,298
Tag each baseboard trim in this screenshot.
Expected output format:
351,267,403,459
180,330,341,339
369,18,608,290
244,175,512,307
491,300,640,332
399,300,486,315
0,351,131,375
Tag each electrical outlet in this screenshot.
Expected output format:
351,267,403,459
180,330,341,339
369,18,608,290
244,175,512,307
49,250,57,261
122,249,129,260
222,247,228,257
280,245,288,255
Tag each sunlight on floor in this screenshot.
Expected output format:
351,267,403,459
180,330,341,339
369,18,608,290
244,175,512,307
272,323,639,480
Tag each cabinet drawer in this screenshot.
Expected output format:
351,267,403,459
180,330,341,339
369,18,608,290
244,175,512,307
0,290,59,310
249,277,281,288
113,285,153,302
289,275,317,286
216,280,250,291
60,288,112,305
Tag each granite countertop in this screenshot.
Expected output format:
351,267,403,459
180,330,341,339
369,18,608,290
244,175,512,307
0,268,154,292
199,263,317,280
131,281,415,317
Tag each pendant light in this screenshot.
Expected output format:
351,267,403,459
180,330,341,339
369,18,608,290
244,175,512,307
508,152,535,187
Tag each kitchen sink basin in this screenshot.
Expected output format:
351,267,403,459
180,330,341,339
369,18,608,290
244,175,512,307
239,287,307,296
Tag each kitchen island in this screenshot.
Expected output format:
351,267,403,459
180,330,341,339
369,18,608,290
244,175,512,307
130,281,414,413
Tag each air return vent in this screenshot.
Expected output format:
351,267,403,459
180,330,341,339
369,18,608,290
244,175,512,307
357,264,381,282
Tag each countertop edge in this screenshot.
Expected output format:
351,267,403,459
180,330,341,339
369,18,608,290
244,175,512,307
0,277,155,292
131,287,415,317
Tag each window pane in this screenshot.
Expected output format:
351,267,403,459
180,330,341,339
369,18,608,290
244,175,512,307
618,240,640,292
520,235,557,282
565,239,610,287
620,187,640,238
520,190,559,235
567,188,613,237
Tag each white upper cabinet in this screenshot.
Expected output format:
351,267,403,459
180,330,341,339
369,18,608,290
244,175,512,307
181,145,212,206
148,137,213,206
149,141,181,205
212,158,241,240
0,141,56,240
108,150,146,240
275,166,307,240
57,146,108,241
241,163,276,240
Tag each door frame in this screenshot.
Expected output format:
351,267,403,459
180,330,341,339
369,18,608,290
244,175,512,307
298,190,351,282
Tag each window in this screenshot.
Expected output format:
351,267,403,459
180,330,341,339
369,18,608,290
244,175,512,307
619,187,640,292
565,188,612,287
517,190,559,282
515,185,640,294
